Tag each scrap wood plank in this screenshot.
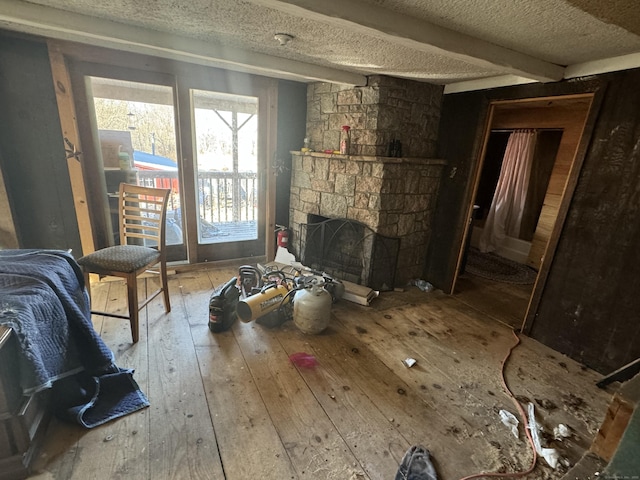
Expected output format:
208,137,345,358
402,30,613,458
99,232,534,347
231,320,371,479
147,275,224,479
590,394,635,462
597,358,640,389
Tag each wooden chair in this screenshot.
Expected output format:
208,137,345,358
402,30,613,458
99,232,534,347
78,183,171,343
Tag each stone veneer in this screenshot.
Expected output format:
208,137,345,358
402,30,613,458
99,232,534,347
306,75,443,157
289,151,446,285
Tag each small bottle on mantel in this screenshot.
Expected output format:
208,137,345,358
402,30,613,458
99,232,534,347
339,125,351,155
388,139,402,157
395,140,402,158
388,139,397,157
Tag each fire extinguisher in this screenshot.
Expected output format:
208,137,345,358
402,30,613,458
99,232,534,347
276,224,289,250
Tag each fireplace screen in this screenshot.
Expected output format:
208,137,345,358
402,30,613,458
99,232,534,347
300,217,400,290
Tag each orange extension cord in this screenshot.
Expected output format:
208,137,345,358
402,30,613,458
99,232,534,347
458,330,539,480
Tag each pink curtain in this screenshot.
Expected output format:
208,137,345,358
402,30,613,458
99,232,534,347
479,130,537,253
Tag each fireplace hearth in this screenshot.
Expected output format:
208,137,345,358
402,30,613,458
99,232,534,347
301,216,400,290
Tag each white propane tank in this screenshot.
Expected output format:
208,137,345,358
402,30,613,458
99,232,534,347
293,276,332,334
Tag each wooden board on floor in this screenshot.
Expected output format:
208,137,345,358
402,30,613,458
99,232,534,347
265,322,411,479
147,275,225,479
453,275,533,330
232,320,370,479
31,279,151,479
195,332,296,479
29,266,612,480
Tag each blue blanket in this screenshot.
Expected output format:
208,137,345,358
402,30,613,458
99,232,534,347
0,249,149,428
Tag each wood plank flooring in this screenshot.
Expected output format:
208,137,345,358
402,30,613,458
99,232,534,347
29,265,611,480
453,273,534,330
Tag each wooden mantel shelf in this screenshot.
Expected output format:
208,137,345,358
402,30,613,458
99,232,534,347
290,151,447,166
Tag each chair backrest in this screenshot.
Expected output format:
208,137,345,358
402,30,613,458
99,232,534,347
117,183,171,251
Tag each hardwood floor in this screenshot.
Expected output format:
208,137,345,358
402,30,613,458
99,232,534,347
453,272,534,330
29,265,611,480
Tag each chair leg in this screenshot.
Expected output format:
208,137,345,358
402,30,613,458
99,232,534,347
160,260,171,313
126,273,140,343
83,269,91,302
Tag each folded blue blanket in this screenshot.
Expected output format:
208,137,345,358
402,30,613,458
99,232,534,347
0,249,149,427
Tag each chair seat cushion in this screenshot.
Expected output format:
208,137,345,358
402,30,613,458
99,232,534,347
78,245,161,273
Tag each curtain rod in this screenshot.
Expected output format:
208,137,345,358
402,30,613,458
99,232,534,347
490,128,563,133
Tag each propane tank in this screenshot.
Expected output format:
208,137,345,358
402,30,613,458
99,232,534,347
293,276,332,334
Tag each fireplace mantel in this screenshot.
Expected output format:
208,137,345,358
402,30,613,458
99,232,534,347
289,151,446,286
290,150,446,166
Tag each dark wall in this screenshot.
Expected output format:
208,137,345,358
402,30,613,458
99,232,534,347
0,35,82,254
431,70,640,373
530,70,640,373
425,92,487,290
275,80,307,228
0,33,305,256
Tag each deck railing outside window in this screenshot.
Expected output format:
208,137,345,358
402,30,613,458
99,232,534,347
137,170,257,223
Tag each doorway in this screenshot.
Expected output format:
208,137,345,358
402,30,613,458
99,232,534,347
453,94,595,331
89,77,184,251
176,76,274,263
66,57,275,265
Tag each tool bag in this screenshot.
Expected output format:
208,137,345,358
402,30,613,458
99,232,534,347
208,276,240,333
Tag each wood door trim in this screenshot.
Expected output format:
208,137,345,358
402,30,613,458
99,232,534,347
0,151,18,249
65,59,179,252
452,92,602,333
177,77,277,263
522,87,607,333
175,82,198,263
489,93,595,107
47,40,95,255
264,78,278,262
449,105,496,293
54,39,278,263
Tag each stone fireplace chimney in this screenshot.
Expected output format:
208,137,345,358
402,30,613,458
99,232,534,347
306,75,442,157
289,76,445,287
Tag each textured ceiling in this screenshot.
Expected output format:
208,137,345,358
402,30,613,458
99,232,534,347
359,0,640,64
2,0,640,91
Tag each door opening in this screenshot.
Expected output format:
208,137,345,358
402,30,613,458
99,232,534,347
453,94,595,331
77,73,187,263
66,54,277,265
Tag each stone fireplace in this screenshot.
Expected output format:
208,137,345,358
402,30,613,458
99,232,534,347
289,152,445,287
289,76,446,288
